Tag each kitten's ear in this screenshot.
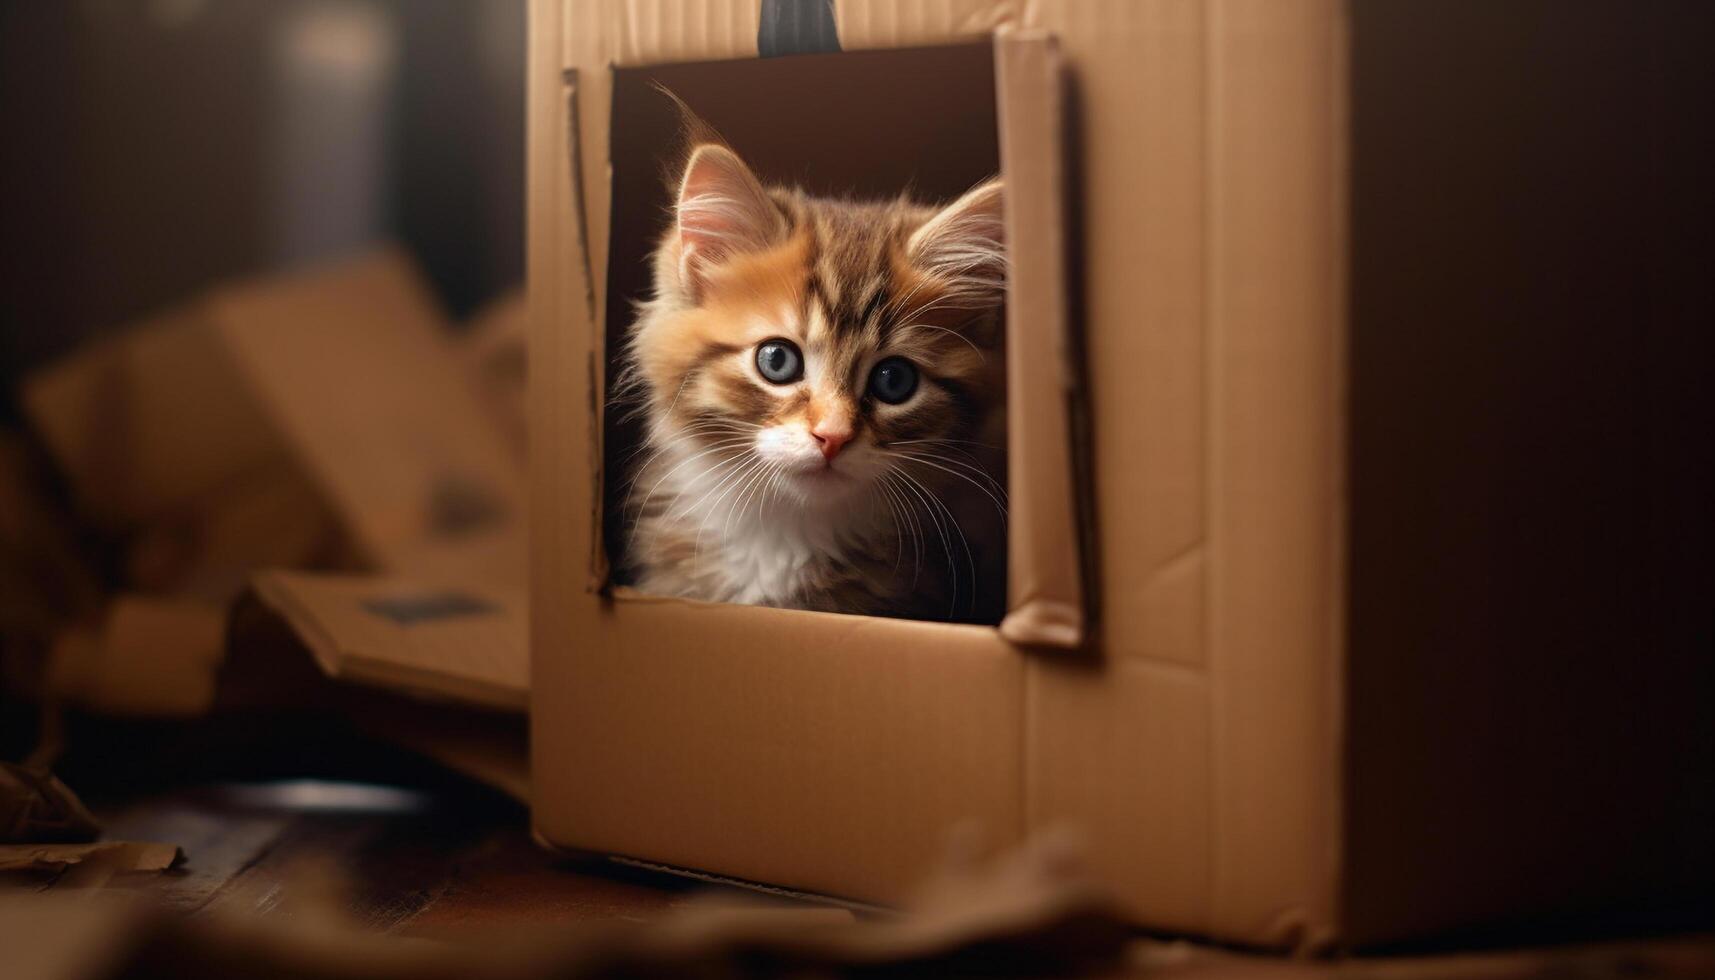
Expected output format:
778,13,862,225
675,144,784,298
907,178,1007,307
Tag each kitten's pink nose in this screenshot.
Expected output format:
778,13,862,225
811,422,851,462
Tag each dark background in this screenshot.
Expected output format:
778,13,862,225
1346,0,1715,941
0,0,525,420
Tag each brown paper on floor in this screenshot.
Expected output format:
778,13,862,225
0,835,1128,980
0,763,100,844
0,841,180,875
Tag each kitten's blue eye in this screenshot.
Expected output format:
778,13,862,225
755,340,802,384
868,357,919,404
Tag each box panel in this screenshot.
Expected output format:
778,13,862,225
1203,0,1346,946
1026,660,1213,934
536,595,1024,902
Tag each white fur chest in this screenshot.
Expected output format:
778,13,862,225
647,445,883,606
709,514,839,605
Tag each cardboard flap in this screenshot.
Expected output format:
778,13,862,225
21,308,285,527
206,248,527,574
250,570,527,712
994,34,1088,650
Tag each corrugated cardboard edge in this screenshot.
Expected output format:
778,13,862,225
998,600,1081,650
1319,0,1351,955
1202,0,1347,951
993,31,1087,652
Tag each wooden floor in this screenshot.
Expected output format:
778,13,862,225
93,781,720,931
4,710,1712,979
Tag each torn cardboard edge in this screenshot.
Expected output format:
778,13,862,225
580,35,1089,648
991,32,1089,651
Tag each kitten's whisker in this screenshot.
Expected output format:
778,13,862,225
873,479,905,573
883,440,1003,483
718,456,777,548
692,454,768,557
885,452,1010,521
903,476,966,617
674,451,760,530
887,448,1009,496
889,467,957,612
890,293,969,326
627,444,748,529
627,436,754,522
877,471,911,584
660,372,695,422
880,470,924,591
629,451,747,550
722,456,775,545
616,424,743,493
887,437,1004,453
652,452,750,532
895,468,979,619
754,461,787,526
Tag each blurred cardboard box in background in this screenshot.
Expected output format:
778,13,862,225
18,248,528,720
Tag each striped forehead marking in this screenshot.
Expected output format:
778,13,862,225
792,199,911,341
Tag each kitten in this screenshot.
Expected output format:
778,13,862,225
617,136,1007,623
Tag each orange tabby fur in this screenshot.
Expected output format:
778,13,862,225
617,136,1007,622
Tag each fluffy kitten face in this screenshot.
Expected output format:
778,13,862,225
630,144,1006,514
619,138,1006,617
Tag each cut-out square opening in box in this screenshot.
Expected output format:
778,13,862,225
598,43,1015,625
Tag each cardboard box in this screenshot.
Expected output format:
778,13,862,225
45,596,229,718
23,249,530,720
462,288,530,462
23,248,525,586
528,0,1713,951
